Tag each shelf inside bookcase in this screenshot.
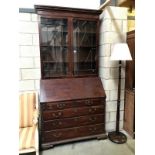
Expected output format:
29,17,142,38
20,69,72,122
38,13,99,78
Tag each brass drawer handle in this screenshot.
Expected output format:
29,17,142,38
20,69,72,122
89,117,97,122
89,127,97,133
46,104,53,110
52,121,62,126
57,103,66,109
85,100,93,106
53,132,62,138
89,108,97,113
52,112,62,118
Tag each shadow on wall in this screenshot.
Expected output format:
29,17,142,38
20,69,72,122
100,0,117,6
107,7,126,42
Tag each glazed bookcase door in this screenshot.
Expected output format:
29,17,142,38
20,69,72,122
40,17,69,79
73,19,98,76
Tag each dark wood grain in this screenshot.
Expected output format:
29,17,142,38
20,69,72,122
42,123,105,142
42,105,105,120
39,76,106,149
40,77,106,102
42,114,105,130
35,5,102,15
41,98,105,111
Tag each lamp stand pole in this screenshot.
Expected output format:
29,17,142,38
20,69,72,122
108,60,127,144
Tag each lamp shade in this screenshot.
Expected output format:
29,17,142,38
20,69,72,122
110,43,132,61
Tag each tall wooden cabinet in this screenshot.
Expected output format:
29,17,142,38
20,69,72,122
35,5,106,150
123,30,135,138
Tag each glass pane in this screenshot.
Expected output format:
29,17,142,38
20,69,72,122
41,18,68,46
40,18,68,78
73,20,97,75
41,46,68,78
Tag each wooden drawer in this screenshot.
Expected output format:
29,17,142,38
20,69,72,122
41,98,105,111
42,114,105,131
42,105,105,121
41,123,105,143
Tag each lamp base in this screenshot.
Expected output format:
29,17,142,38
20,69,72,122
108,131,127,144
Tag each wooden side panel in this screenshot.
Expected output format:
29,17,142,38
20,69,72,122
124,30,135,138
125,30,135,90
124,90,135,137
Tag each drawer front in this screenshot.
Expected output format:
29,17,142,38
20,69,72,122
41,98,105,111
41,123,105,143
42,105,105,121
42,114,105,131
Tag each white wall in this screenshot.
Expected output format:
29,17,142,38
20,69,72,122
19,0,100,10
19,13,40,92
99,6,128,131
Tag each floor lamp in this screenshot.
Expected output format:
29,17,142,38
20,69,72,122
108,43,132,144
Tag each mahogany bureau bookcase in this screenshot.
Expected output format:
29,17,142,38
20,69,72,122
35,5,106,150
